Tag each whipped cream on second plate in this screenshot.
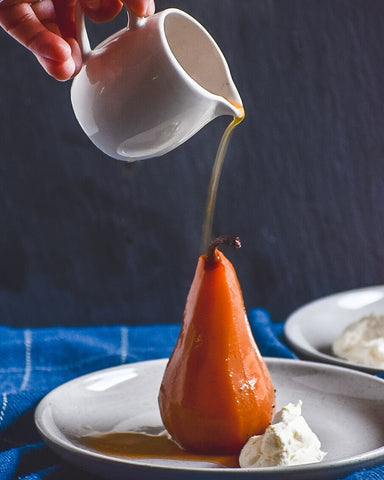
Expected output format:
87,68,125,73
239,401,326,468
332,314,384,368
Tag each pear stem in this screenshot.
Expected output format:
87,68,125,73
206,235,241,266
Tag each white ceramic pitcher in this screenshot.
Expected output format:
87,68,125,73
71,2,243,162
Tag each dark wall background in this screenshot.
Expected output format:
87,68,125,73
1,0,384,326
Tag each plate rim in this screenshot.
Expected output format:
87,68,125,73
284,285,384,374
34,357,384,478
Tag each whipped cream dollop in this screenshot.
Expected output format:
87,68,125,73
239,401,326,468
332,314,384,368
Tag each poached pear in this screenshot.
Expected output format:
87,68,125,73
158,236,275,454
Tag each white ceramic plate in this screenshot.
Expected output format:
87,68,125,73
35,358,384,480
284,285,384,373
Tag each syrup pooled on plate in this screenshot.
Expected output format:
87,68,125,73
78,431,239,467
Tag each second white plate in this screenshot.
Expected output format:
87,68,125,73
284,285,384,373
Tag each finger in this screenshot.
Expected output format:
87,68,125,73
35,49,76,80
33,33,80,80
0,2,72,61
80,0,122,23
66,35,82,75
52,0,76,39
30,0,61,35
0,0,26,6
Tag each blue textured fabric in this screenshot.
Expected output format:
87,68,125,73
0,310,382,479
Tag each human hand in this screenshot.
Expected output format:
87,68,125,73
0,0,155,81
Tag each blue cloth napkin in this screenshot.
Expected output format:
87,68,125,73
0,308,382,479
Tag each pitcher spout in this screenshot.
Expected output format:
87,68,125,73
163,8,243,119
215,92,244,119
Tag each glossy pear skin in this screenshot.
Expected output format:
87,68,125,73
158,250,275,454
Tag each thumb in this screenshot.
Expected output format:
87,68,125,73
79,0,123,23
122,0,155,17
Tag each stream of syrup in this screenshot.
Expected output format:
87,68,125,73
200,104,245,253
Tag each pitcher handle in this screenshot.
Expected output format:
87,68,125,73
75,1,91,60
123,3,146,29
75,1,146,61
